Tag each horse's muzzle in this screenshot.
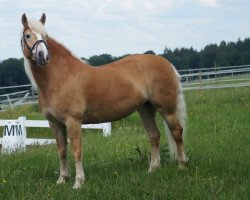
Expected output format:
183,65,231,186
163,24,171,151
35,50,50,66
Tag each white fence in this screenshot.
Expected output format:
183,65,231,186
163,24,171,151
0,116,111,154
179,65,250,90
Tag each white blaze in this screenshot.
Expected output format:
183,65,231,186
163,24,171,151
32,31,49,61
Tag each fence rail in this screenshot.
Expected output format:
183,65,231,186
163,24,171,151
178,64,250,73
183,82,250,90
179,65,250,90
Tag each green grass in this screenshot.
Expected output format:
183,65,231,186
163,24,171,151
0,87,249,200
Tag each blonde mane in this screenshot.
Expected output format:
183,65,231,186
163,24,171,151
23,58,37,91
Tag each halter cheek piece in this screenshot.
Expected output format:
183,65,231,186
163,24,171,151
21,27,49,61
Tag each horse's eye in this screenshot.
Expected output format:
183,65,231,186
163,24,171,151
25,34,31,39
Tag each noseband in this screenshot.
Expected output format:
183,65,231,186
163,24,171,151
21,27,49,60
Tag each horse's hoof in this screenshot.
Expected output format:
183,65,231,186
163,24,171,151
72,177,85,189
72,182,83,189
177,163,187,170
148,165,160,173
148,159,161,173
56,176,67,184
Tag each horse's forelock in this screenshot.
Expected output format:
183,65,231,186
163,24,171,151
28,19,47,37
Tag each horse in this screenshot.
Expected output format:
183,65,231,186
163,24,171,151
20,13,188,189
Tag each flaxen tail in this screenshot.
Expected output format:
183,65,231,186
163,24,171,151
164,65,187,160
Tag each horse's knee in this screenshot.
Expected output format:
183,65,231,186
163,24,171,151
166,115,183,142
171,125,183,143
71,143,81,161
58,148,67,159
149,133,160,146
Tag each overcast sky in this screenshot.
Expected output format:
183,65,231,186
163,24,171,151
0,0,249,60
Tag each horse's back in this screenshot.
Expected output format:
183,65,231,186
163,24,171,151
104,54,172,69
97,54,178,83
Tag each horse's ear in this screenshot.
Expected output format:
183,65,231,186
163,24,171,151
21,13,28,28
40,13,46,25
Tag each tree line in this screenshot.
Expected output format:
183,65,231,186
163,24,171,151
1,37,250,92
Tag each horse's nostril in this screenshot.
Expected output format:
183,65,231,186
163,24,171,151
46,54,50,62
35,50,48,66
38,51,44,58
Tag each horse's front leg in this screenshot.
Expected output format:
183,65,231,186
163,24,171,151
65,118,85,189
49,121,68,184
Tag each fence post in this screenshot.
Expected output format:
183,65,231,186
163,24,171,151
199,71,202,84
103,123,111,137
189,69,192,83
32,90,35,101
1,116,27,154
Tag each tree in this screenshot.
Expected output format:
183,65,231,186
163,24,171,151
144,50,156,55
88,54,114,66
0,58,29,94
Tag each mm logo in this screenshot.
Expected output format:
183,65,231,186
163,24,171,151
4,124,23,136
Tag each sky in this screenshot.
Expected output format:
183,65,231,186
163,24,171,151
0,0,249,60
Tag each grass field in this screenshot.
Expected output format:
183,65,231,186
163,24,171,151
0,87,249,200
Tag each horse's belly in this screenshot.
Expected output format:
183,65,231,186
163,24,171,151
83,96,145,124
83,109,135,124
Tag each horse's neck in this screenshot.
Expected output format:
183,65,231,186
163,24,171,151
26,38,89,94
47,37,88,68
47,38,72,59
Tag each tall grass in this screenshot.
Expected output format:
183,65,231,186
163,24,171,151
0,87,249,200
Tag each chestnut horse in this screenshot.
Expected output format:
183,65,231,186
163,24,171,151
20,13,188,189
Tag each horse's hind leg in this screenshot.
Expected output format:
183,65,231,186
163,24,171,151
163,113,188,169
49,121,69,184
138,103,161,172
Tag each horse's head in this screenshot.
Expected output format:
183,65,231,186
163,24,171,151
21,13,50,66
